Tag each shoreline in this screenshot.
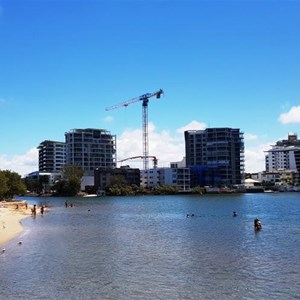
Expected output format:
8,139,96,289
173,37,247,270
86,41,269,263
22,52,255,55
0,201,32,246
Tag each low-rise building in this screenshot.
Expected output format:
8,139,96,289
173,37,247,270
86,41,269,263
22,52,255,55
140,163,191,192
140,168,160,189
24,171,62,193
159,166,191,192
94,166,140,191
249,169,299,187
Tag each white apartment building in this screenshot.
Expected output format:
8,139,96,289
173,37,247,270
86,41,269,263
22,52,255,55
140,168,160,188
159,167,191,192
65,128,116,172
265,134,300,172
265,145,299,171
140,165,191,191
37,140,66,173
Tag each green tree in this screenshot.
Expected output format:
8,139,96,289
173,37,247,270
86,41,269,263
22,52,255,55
107,184,135,196
0,170,27,199
66,177,81,196
153,185,178,195
53,178,81,196
192,186,205,194
23,177,44,194
52,180,66,196
53,164,83,196
61,164,84,181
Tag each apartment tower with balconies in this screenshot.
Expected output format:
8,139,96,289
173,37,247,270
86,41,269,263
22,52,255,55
185,128,244,187
38,140,66,173
65,128,116,173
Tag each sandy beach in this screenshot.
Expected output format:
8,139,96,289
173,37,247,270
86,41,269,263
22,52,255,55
0,200,33,246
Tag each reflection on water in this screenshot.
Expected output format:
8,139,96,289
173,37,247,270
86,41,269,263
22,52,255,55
1,193,299,299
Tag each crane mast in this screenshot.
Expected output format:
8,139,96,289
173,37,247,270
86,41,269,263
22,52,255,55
106,89,163,170
142,97,149,170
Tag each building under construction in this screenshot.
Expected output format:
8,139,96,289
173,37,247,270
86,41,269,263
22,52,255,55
185,128,244,187
65,128,116,173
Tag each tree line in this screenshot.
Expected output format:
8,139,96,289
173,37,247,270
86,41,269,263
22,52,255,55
1,165,206,199
23,164,84,197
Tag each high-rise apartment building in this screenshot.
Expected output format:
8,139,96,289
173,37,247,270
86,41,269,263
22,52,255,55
37,140,66,173
185,128,244,186
65,128,116,172
265,133,300,172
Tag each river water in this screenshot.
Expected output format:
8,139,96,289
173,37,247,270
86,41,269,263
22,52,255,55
0,193,299,300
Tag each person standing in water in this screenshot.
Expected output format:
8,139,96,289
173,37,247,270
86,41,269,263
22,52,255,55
31,204,37,216
254,218,262,230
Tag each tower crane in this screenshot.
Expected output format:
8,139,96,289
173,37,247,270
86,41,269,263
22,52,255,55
105,89,163,170
118,156,158,169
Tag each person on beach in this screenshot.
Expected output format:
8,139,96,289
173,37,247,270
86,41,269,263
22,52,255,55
40,205,44,215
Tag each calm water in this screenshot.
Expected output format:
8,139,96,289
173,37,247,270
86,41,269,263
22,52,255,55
1,193,299,300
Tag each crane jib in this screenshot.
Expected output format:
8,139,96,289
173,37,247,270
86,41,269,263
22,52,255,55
105,89,164,171
105,89,163,111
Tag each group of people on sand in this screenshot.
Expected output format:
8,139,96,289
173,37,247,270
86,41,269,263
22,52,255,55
6,201,46,217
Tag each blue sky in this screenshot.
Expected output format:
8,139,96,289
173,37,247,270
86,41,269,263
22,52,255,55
0,0,300,175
